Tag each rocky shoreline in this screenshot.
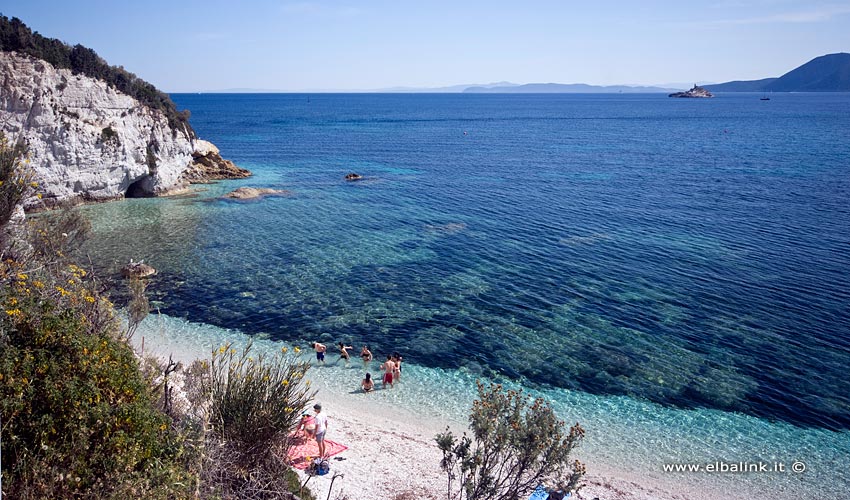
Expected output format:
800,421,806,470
0,51,249,212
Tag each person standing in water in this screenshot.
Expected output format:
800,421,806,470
392,352,403,384
360,345,373,367
337,342,353,365
311,342,327,365
380,355,395,389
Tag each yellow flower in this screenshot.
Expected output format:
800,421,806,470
84,296,95,303
160,423,167,431
218,346,227,354
281,347,288,353
281,379,289,386
293,347,301,353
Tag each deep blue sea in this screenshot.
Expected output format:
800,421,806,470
78,93,850,498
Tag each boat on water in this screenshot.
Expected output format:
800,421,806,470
760,96,771,100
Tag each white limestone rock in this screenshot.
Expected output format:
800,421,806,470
0,51,219,209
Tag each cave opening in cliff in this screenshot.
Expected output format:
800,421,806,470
125,176,153,198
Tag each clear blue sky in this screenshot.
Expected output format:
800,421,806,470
1,0,848,91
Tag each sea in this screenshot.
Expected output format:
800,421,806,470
76,93,849,499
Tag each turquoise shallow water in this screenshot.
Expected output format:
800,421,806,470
133,312,848,499
76,93,850,498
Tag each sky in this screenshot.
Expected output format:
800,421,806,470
1,0,848,92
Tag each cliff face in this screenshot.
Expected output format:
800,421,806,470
0,51,246,209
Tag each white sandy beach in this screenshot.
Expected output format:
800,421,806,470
132,321,741,500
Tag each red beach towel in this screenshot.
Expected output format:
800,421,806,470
286,433,348,470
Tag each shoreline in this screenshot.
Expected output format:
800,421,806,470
132,315,802,500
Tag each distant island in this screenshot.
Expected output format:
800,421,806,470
706,53,850,92
462,83,679,93
668,85,714,98
184,53,850,95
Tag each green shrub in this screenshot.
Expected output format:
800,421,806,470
436,382,587,500
0,131,33,241
27,208,92,266
204,341,315,458
0,260,195,498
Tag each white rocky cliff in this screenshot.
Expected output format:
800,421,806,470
0,51,248,209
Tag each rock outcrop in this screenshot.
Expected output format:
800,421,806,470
181,140,250,183
668,85,714,98
222,187,289,200
121,260,157,279
0,51,248,210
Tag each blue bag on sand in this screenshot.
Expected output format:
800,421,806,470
528,485,571,500
528,485,549,500
309,458,330,476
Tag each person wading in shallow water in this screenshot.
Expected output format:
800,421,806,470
380,355,395,389
360,345,373,367
392,352,403,384
337,342,353,365
311,342,327,365
313,403,328,458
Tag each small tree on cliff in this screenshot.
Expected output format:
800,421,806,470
436,382,586,500
0,132,32,246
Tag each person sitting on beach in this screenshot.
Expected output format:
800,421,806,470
361,372,375,393
360,345,373,367
338,342,353,365
311,342,327,364
392,352,403,384
380,355,395,389
299,413,316,438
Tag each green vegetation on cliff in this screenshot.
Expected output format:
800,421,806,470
0,137,314,499
0,15,194,138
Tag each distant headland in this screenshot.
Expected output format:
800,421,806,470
706,53,850,92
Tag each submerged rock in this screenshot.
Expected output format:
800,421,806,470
222,187,289,200
121,260,156,279
669,85,714,98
